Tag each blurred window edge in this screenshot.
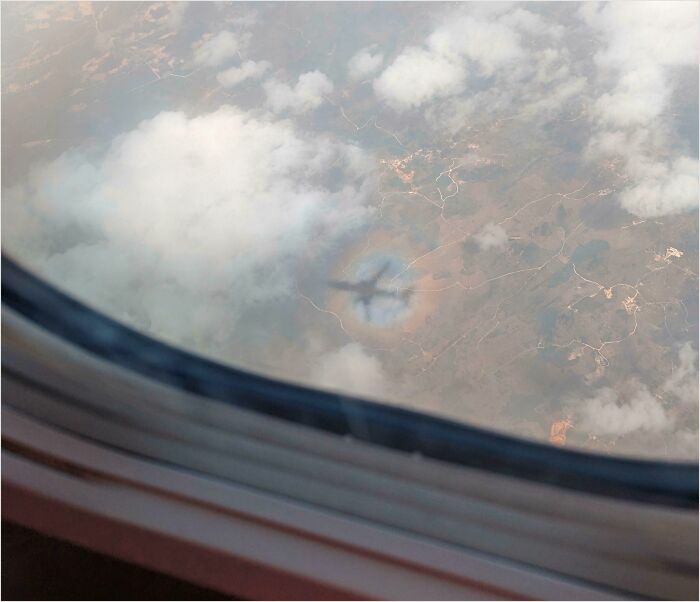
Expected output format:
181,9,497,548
2,255,696,505
2,254,698,600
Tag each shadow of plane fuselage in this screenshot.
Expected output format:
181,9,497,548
328,261,412,320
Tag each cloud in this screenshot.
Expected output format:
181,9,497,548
373,9,527,111
347,46,384,81
581,1,698,76
521,75,586,117
474,223,508,251
663,343,699,406
312,343,386,399
263,70,333,114
217,59,270,88
570,343,698,446
499,8,565,39
618,155,699,218
3,107,376,355
593,66,669,128
373,47,466,111
425,45,586,131
583,2,698,130
193,30,250,67
374,6,584,123
575,386,672,437
167,2,188,31
424,14,522,77
581,1,699,218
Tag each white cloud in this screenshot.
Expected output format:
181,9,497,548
193,30,250,67
217,60,270,88
576,386,672,437
425,14,521,77
581,1,698,75
663,343,699,406
4,107,376,354
372,9,524,111
312,343,386,399
264,70,333,114
500,8,564,39
424,96,479,135
521,73,586,117
373,47,466,111
424,45,586,129
474,222,508,251
581,1,699,218
347,46,384,81
618,155,699,218
571,343,698,443
167,2,188,30
374,6,582,120
593,66,669,128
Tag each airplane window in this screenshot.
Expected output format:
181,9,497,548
3,1,698,462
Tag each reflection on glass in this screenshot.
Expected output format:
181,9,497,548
2,2,698,460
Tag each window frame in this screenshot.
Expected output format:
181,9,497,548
2,254,698,599
2,256,696,507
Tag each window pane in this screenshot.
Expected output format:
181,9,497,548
3,1,698,461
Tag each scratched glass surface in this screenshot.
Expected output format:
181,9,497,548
3,2,698,460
